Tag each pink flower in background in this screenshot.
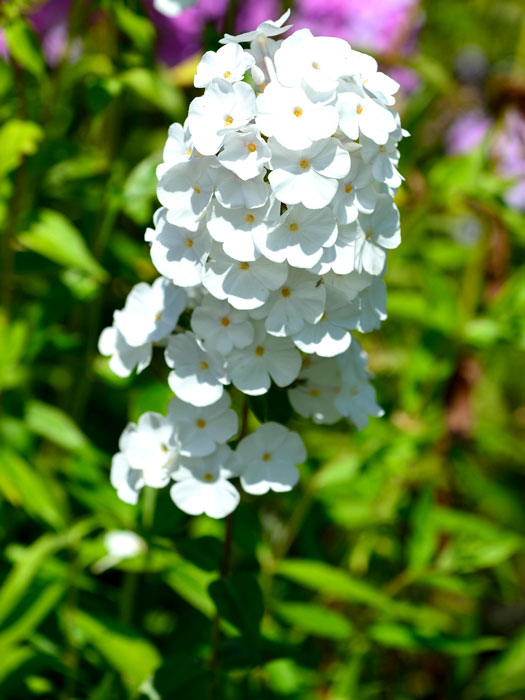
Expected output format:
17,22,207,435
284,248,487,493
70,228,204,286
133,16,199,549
445,109,493,155
493,109,525,211
293,0,419,54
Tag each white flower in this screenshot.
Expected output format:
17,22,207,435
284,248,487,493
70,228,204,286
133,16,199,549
164,331,228,406
337,85,397,145
268,137,350,209
119,412,178,487
254,203,337,268
217,125,272,180
344,196,401,276
153,0,193,17
110,452,144,504
187,79,256,156
168,393,238,457
170,445,239,518
213,168,269,210
274,29,353,97
147,208,211,287
237,422,306,495
207,196,280,262
260,268,326,337
227,322,301,395
93,530,147,574
288,356,343,424
334,377,384,430
331,156,377,224
202,247,287,310
191,296,254,355
195,43,255,88
322,269,373,302
359,134,403,189
114,277,186,347
345,278,387,333
220,9,291,44
347,49,400,106
98,326,152,378
157,121,193,179
292,293,352,357
158,157,215,232
256,81,338,150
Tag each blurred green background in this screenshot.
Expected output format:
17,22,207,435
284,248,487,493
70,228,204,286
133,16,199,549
1,0,524,698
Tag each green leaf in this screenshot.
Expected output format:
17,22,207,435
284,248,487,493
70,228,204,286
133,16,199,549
209,573,263,654
4,18,45,76
119,68,186,117
0,312,28,391
164,556,216,618
0,119,44,177
477,629,525,697
407,488,437,570
0,582,64,648
26,400,92,453
0,448,66,529
122,152,160,224
0,645,34,686
275,602,354,640
18,210,108,282
113,3,155,53
73,611,162,691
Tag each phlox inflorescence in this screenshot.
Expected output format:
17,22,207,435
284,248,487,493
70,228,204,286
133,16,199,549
99,10,407,519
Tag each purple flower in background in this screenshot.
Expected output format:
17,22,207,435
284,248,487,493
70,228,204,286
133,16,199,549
445,109,492,155
292,0,419,54
493,109,525,211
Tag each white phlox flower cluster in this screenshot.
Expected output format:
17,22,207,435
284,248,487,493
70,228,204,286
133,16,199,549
100,11,405,519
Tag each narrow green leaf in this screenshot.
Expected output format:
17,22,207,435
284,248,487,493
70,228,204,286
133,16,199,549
276,602,354,640
0,582,64,648
26,400,91,453
407,488,437,570
0,119,43,177
4,18,45,76
0,645,34,685
18,210,108,281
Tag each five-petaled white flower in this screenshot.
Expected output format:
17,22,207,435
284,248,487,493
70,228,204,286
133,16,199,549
195,43,255,88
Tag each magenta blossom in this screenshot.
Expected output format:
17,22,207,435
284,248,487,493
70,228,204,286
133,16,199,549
493,109,525,211
445,109,493,155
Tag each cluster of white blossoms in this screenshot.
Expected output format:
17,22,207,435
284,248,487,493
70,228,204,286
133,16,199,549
99,11,406,519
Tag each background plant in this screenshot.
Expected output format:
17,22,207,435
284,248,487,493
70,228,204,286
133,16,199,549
0,1,524,699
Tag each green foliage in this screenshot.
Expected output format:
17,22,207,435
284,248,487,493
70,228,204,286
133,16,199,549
0,1,524,698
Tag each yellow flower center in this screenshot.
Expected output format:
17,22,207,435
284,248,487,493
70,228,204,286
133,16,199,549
262,452,271,461
186,148,191,155
356,105,363,115
239,262,250,270
244,213,255,224
281,287,291,297
203,472,214,482
160,443,169,453
255,345,265,356
155,311,163,321
289,222,299,231
221,317,230,327
300,159,310,169
379,146,386,152
224,71,231,78
293,107,303,117
345,183,353,193
365,231,372,240
193,186,201,194
312,61,320,70
247,143,257,152
196,418,206,428
309,388,320,397
185,238,194,247
199,361,209,370
224,115,234,125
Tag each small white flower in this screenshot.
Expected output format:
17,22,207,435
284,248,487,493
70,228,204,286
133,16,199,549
93,530,147,574
207,197,280,262
195,43,255,88
213,167,269,210
168,393,238,457
331,157,377,224
157,121,193,179
202,247,287,310
187,79,256,156
114,277,187,348
220,9,291,44
345,196,401,276
345,278,387,333
217,125,272,180
98,326,152,378
256,81,338,150
237,422,306,495
119,412,178,487
254,203,337,268
337,85,397,145
274,29,353,97
359,134,403,189
110,452,144,504
322,269,373,301
164,331,228,407
158,157,215,232
227,322,301,395
147,209,211,287
261,268,326,337
292,293,352,357
170,445,239,518
334,377,384,430
191,296,254,355
288,356,343,424
268,137,350,209
347,49,400,107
